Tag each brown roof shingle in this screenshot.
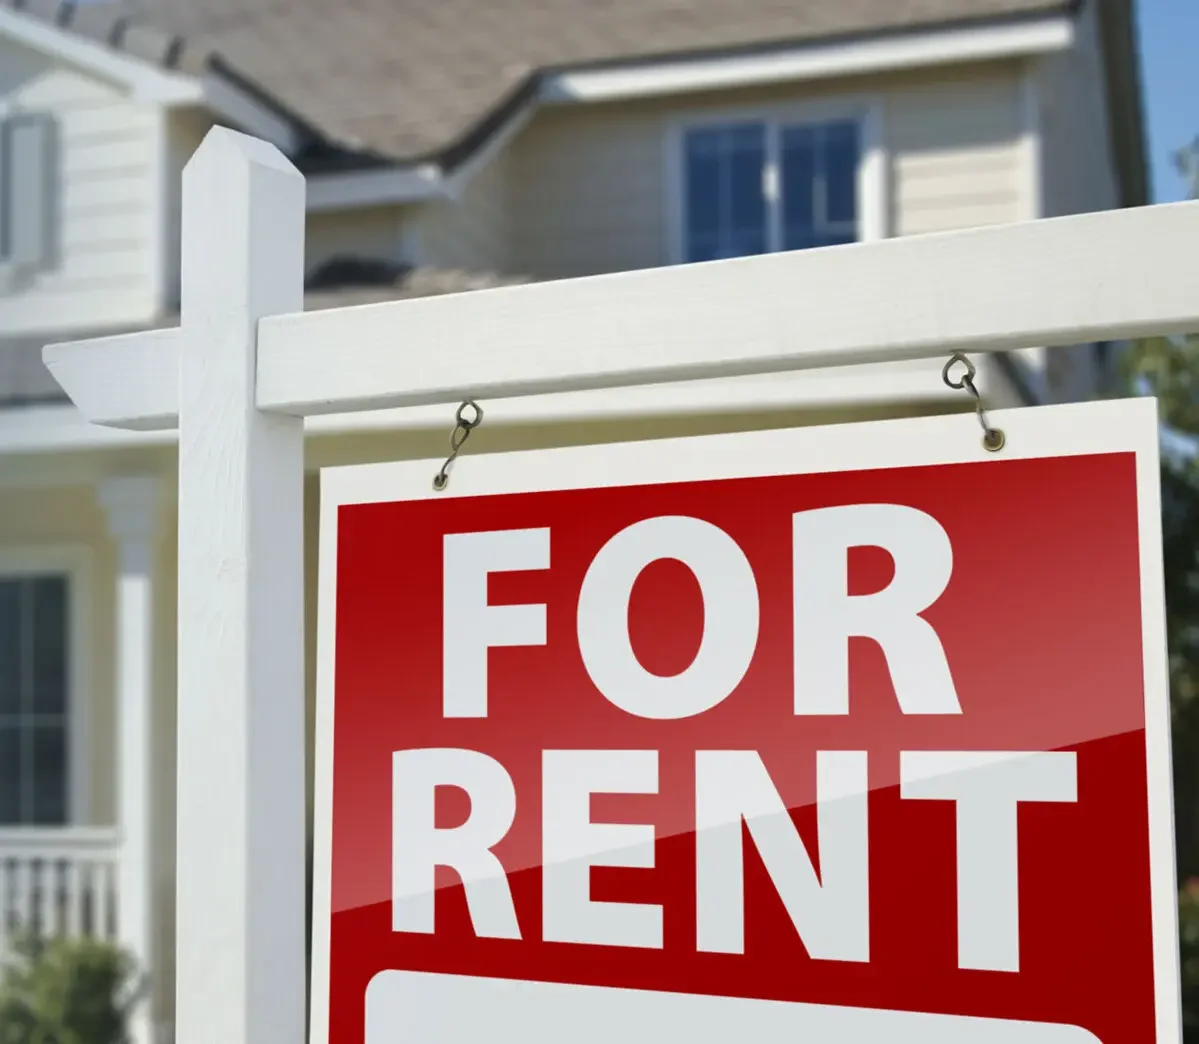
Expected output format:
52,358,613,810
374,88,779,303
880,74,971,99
10,0,1072,163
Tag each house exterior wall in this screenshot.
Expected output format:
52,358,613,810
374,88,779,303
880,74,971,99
0,37,162,335
306,205,413,276
506,60,1031,280
416,146,512,273
887,69,1028,234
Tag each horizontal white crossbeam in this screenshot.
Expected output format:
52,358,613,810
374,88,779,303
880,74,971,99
45,201,1199,430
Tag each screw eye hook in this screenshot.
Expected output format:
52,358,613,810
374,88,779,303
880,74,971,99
433,400,484,491
942,353,1005,453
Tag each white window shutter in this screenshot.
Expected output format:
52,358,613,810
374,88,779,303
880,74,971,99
0,118,9,261
6,113,55,269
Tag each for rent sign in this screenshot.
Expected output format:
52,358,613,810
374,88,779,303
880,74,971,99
309,399,1178,1044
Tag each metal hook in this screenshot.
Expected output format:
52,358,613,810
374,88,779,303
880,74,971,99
941,353,1005,452
432,400,484,491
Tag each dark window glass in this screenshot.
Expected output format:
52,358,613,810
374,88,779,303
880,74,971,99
32,724,66,825
0,582,20,716
780,119,860,252
0,573,70,825
684,123,767,263
32,577,66,716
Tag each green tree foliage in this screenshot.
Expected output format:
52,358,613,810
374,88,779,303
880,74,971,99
0,935,143,1044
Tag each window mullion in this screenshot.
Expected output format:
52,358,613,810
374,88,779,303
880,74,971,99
765,122,782,254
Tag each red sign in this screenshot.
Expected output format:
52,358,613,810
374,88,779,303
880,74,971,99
310,401,1178,1044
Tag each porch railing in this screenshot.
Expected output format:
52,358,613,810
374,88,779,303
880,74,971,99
0,827,122,956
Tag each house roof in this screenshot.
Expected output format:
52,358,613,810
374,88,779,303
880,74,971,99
10,0,1074,165
0,266,531,408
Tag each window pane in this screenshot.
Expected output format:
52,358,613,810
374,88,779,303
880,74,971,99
31,576,66,716
781,119,860,251
781,126,817,251
728,127,767,256
684,129,722,244
0,581,19,716
32,725,66,825
684,123,766,262
0,724,20,824
824,121,860,228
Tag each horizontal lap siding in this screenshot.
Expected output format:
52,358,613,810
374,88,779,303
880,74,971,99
889,74,1026,235
511,107,665,278
0,39,158,336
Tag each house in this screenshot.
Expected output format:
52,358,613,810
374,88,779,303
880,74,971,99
0,0,1145,1040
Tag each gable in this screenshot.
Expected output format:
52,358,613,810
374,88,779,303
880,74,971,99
0,5,197,103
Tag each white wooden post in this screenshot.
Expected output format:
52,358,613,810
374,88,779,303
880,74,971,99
175,128,306,1044
99,475,160,1044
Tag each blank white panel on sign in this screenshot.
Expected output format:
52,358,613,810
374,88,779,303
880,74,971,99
364,971,1103,1043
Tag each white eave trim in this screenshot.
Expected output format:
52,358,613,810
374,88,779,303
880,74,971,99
200,72,302,155
306,165,444,212
0,5,199,102
305,99,538,212
0,6,307,152
541,13,1076,105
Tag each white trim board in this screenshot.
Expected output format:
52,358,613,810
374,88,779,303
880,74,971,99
0,6,197,103
0,7,299,153
541,14,1074,105
310,396,1178,1044
199,72,302,155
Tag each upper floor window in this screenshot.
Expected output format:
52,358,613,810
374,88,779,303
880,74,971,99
0,574,69,825
681,117,862,264
0,111,57,271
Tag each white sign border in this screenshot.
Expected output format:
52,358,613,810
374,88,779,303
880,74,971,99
310,396,1178,1044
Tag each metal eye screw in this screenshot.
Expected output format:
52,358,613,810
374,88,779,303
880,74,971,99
942,353,1005,453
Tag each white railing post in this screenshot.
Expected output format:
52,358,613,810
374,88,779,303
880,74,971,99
175,128,306,1044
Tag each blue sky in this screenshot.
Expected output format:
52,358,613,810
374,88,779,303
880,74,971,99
1137,0,1197,202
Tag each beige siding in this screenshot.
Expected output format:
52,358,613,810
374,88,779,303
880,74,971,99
306,204,412,276
510,106,664,278
0,38,160,334
504,62,1031,280
418,146,511,272
888,74,1026,235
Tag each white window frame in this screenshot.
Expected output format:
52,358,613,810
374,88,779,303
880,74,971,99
0,545,93,826
663,94,887,266
0,100,58,289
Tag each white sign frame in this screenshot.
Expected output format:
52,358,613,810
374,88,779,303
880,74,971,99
42,127,1199,1044
312,396,1177,1044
